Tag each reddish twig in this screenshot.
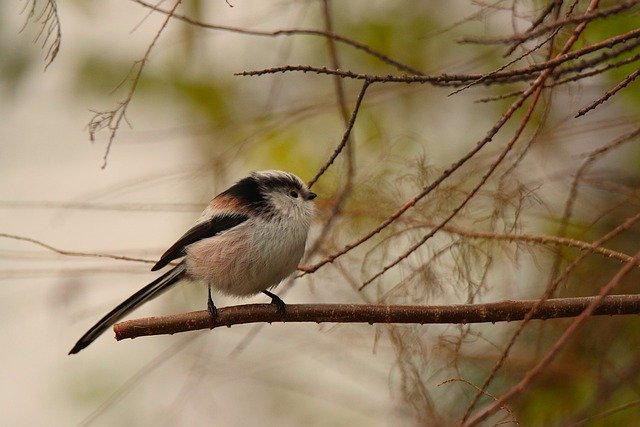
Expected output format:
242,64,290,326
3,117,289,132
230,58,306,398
304,0,361,252
459,1,640,45
89,0,183,168
130,0,423,75
575,67,640,117
549,126,640,284
503,0,561,56
476,45,640,103
307,81,371,188
360,85,545,289
0,232,155,265
302,70,547,277
461,1,606,417
463,251,640,426
237,29,640,87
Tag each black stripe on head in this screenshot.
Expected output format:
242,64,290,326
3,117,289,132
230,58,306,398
220,171,306,215
219,175,267,212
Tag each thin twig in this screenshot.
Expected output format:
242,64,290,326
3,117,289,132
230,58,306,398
22,0,62,69
237,29,640,86
360,86,544,289
462,1,605,416
130,0,423,75
449,29,560,96
575,67,640,117
475,46,640,103
459,1,640,45
307,81,371,188
549,126,640,286
0,232,155,265
302,70,546,277
90,0,183,169
304,0,360,254
464,250,640,426
439,225,637,265
503,0,560,56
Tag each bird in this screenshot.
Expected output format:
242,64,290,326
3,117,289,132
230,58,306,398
69,170,317,354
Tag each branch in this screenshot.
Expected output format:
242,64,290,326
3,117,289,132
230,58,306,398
114,295,640,341
237,28,640,87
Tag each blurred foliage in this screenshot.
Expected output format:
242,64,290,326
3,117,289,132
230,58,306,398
0,5,38,98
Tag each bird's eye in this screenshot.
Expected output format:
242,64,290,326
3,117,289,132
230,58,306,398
289,189,299,198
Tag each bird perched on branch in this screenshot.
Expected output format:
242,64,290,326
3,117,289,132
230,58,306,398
69,170,316,354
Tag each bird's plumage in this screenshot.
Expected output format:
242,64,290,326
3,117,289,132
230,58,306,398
68,262,186,354
151,213,249,271
69,170,316,354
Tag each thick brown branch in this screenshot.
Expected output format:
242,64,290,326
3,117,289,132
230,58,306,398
114,295,640,341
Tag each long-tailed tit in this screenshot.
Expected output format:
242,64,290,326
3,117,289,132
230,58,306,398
69,170,316,354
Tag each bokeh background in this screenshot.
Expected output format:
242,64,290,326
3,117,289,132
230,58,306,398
2,1,640,426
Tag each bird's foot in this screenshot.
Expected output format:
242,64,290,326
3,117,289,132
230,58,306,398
262,290,286,316
207,292,217,325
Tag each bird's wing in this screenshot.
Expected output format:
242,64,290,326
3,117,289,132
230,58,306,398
151,213,249,271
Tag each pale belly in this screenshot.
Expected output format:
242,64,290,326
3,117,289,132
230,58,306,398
184,221,307,296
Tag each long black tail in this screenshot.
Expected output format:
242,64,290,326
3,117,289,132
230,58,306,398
69,262,187,355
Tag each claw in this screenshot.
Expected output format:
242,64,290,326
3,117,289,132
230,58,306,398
207,286,217,324
262,290,286,316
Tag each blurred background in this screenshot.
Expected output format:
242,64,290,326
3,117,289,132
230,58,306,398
2,1,640,425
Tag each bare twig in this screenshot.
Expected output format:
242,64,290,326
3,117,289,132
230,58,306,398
89,0,182,168
567,399,640,427
304,0,360,254
130,0,423,75
302,71,545,277
439,225,637,265
475,49,640,103
549,126,640,285
114,295,640,340
459,1,640,45
0,232,155,265
237,29,640,87
462,1,606,416
22,0,62,69
575,67,640,117
449,29,560,96
503,0,560,56
360,84,545,289
307,81,371,188
461,206,640,423
464,251,640,426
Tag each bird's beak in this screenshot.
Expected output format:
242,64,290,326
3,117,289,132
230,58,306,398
305,192,317,201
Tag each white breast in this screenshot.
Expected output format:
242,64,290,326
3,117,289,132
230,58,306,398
184,217,309,296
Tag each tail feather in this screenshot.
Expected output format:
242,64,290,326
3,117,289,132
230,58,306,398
69,262,187,355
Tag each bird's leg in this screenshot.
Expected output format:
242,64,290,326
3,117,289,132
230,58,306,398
207,285,217,324
262,290,286,316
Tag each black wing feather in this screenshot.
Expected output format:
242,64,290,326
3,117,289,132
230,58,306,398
151,213,249,271
69,262,187,354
